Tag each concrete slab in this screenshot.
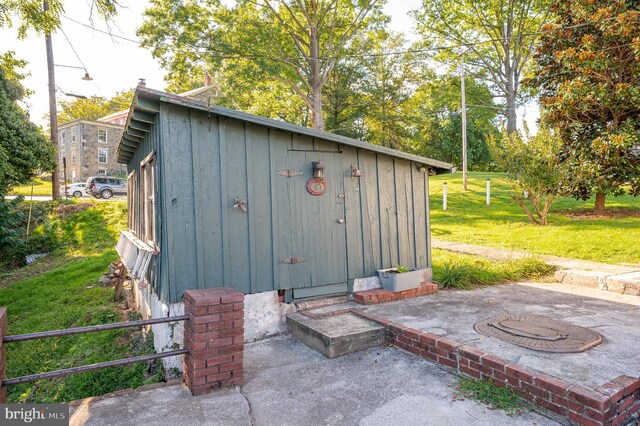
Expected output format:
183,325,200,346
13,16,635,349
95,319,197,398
242,336,555,426
362,282,640,390
69,335,556,425
70,384,251,426
287,312,385,358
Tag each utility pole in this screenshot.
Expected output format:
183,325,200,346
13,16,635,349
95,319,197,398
461,54,468,191
44,0,61,200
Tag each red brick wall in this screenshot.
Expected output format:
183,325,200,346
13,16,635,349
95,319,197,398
183,288,244,395
352,308,640,426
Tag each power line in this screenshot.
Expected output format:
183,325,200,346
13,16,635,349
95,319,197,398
60,27,89,70
59,26,101,91
62,15,141,45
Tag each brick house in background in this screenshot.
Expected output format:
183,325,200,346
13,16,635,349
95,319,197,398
57,79,221,183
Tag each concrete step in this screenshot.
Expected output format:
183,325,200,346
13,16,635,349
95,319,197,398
286,311,386,358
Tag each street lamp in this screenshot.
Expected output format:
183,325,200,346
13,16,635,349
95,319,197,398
45,59,94,199
54,64,93,81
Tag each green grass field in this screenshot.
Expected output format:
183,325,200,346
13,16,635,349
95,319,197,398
8,178,54,196
429,172,640,265
0,201,163,403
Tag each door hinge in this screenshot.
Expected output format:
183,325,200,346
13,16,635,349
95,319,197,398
276,170,303,177
279,257,306,264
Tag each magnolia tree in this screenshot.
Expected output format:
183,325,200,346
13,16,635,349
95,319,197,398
529,0,640,214
489,126,570,225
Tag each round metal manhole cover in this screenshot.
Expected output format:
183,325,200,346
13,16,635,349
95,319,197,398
474,314,602,353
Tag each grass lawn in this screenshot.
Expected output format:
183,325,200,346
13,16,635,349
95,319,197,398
429,172,640,265
9,178,54,196
0,201,163,403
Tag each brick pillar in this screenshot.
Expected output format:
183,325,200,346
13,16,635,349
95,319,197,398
183,288,244,395
0,307,7,403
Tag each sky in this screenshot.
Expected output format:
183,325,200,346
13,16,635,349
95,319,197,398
1,0,538,129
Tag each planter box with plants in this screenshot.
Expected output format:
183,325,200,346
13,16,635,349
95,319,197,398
377,266,426,292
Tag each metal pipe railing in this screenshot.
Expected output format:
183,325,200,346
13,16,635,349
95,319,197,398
1,315,190,389
3,315,189,343
2,349,189,386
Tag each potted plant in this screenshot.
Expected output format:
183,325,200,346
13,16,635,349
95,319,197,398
377,265,425,292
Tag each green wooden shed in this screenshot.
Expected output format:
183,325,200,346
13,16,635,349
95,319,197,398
116,86,451,305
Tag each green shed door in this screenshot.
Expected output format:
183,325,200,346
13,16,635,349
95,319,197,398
276,151,348,298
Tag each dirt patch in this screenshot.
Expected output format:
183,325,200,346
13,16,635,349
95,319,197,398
562,208,640,219
54,202,94,220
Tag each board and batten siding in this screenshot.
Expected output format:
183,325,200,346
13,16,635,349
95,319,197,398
134,103,432,304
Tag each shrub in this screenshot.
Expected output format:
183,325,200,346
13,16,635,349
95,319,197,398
488,126,571,225
435,255,554,289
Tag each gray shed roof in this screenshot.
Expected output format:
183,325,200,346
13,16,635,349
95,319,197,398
117,87,453,172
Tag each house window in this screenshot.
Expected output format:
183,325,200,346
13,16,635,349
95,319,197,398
98,148,108,164
98,169,106,175
72,131,76,142
98,129,107,143
60,132,66,145
71,149,77,164
82,125,89,141
141,155,156,243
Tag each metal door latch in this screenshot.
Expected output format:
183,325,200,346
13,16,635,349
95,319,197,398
279,257,306,264
233,197,248,212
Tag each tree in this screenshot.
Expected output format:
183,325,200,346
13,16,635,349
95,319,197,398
0,0,118,37
322,51,368,139
529,0,640,214
57,89,134,124
138,0,387,130
404,74,501,169
0,53,55,196
359,32,418,149
488,126,570,225
412,0,550,133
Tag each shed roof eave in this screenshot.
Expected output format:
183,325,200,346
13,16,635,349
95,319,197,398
118,87,453,172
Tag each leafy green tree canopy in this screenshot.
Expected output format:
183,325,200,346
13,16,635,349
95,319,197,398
529,0,640,214
57,89,134,124
412,0,550,134
405,74,501,170
0,53,55,196
138,0,388,130
0,0,119,38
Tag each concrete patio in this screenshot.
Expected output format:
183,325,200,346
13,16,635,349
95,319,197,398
68,281,640,425
70,335,554,425
361,281,640,391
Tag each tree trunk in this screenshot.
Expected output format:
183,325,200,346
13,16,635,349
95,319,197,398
309,25,324,131
512,195,540,225
505,85,517,134
594,191,606,215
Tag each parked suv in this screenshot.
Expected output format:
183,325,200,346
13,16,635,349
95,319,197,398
85,176,127,199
